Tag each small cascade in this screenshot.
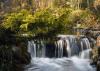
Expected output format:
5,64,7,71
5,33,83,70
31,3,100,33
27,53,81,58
68,36,80,56
28,40,46,58
28,41,36,57
40,40,46,57
65,39,71,57
27,35,92,58
80,41,84,51
80,49,92,59
79,37,92,59
56,39,63,58
80,38,91,50
26,35,95,71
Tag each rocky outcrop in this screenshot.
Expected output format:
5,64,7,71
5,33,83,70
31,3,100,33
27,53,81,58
0,45,31,71
90,46,100,71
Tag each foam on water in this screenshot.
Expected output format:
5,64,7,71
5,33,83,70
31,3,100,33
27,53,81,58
25,56,95,71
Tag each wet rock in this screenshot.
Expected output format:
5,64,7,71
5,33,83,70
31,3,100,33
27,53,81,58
12,46,31,65
0,45,31,71
91,46,100,71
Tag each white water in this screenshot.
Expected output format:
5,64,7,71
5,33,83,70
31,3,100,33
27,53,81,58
81,38,91,49
80,49,92,59
57,39,63,58
26,35,95,71
65,39,71,57
25,56,95,71
28,41,36,57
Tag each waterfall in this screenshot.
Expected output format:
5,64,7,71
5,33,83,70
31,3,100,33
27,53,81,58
28,40,46,58
27,35,92,58
28,41,36,57
80,40,84,51
26,35,95,71
40,40,46,57
57,39,63,58
80,49,92,59
65,39,71,57
80,38,91,50
68,36,80,56
79,37,92,59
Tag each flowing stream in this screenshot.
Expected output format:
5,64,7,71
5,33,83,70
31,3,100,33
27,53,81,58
25,35,96,71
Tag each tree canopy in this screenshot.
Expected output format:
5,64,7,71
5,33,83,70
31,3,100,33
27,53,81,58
0,0,100,38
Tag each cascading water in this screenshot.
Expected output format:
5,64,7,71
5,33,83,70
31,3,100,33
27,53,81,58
28,41,36,57
67,36,80,56
26,35,95,71
80,49,92,59
80,38,91,50
28,40,46,57
79,37,91,59
25,57,95,71
56,39,63,58
65,38,71,57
